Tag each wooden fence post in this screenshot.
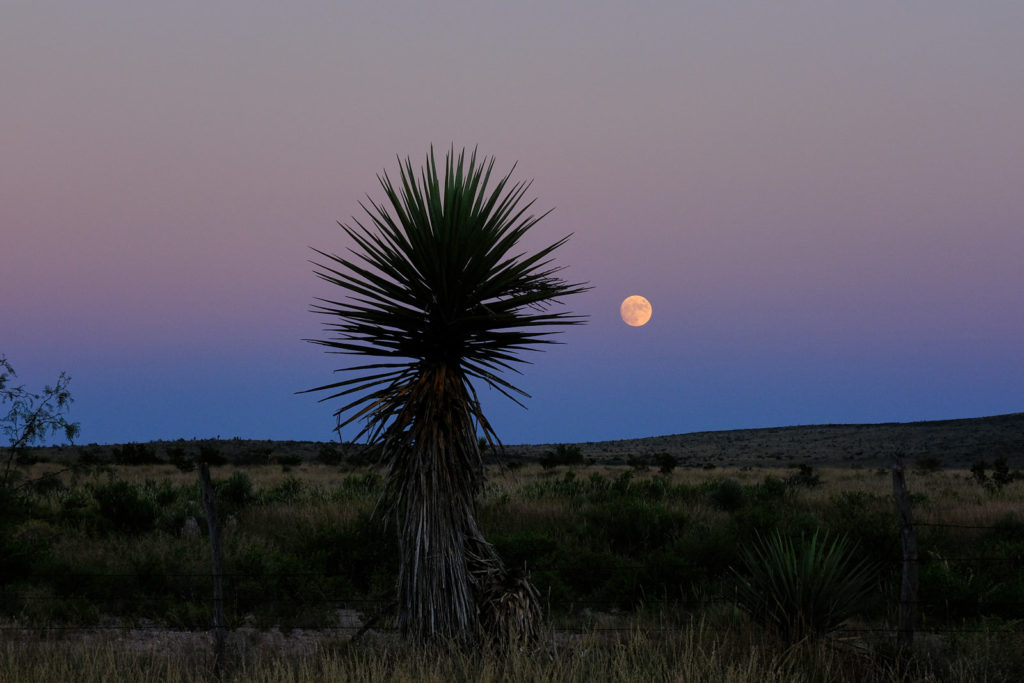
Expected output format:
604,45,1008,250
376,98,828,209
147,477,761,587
891,451,918,654
198,462,226,675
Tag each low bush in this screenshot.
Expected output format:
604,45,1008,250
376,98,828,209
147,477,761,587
653,452,678,474
217,471,256,508
316,443,344,466
92,480,159,535
755,475,788,502
539,444,585,469
275,454,303,470
787,463,822,488
197,444,227,466
261,476,305,504
708,478,745,511
111,443,160,466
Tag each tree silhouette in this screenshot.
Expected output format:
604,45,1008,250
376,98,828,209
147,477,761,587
1,355,79,488
306,147,587,641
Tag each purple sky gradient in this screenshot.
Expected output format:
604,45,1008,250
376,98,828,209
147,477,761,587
3,2,1022,445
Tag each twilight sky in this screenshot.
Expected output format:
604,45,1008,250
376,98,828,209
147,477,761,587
3,2,1022,446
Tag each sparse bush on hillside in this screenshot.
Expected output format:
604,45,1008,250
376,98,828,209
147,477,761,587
653,452,678,474
75,445,106,465
539,444,585,469
194,443,226,466
755,475,788,502
992,456,1016,489
166,445,194,472
344,446,375,468
969,456,1018,493
316,443,344,466
275,453,303,471
787,463,821,488
626,454,649,471
111,443,160,466
237,445,273,466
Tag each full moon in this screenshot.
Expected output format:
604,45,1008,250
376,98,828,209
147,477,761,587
620,295,652,327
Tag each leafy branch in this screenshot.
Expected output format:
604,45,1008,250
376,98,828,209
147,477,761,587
1,354,80,487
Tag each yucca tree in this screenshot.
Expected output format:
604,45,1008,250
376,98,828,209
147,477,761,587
306,147,587,641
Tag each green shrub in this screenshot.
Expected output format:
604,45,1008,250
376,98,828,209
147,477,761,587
317,443,344,466
75,446,106,465
490,531,560,570
968,458,1014,492
539,444,585,469
297,512,397,596
653,452,678,474
261,476,305,504
583,499,686,555
626,454,649,471
217,471,255,507
92,480,158,535
28,472,65,497
993,456,1015,489
611,470,634,495
166,445,194,472
237,446,273,466
916,455,943,474
111,443,160,466
331,472,382,500
787,463,821,488
824,491,897,570
733,530,876,643
709,478,745,511
755,475,787,501
197,444,227,466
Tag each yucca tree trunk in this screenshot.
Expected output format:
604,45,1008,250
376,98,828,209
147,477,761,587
387,367,539,642
394,441,483,639
395,468,539,642
387,368,490,640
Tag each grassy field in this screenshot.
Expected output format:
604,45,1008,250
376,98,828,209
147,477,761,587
2,431,1023,680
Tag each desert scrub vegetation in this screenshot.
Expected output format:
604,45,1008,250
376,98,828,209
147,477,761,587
1,460,1022,678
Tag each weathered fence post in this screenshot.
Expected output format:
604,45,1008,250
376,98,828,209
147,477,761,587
891,451,918,655
198,462,226,675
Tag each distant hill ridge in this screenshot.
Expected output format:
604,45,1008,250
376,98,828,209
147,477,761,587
39,412,1023,470
506,412,1024,468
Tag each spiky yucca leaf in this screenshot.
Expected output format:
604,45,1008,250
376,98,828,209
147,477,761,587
733,530,876,643
306,147,587,641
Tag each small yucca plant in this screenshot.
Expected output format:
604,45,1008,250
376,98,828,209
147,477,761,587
733,530,876,643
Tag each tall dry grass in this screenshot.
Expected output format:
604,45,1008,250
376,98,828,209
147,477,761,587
3,616,1022,683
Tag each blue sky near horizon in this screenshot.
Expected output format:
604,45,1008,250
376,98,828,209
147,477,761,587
3,2,1022,445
